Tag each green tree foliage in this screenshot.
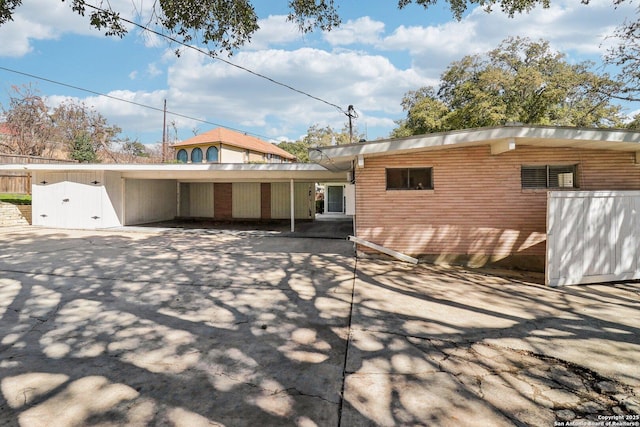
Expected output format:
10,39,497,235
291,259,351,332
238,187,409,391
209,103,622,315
121,140,150,158
278,123,363,162
625,113,640,130
277,140,312,163
70,133,98,163
392,38,626,137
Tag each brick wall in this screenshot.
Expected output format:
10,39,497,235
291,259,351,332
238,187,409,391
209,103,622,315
261,183,271,219
355,145,640,270
214,183,233,219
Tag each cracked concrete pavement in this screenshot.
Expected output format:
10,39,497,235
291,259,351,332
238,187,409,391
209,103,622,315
0,226,639,426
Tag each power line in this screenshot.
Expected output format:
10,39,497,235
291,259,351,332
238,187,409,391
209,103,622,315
83,2,348,116
0,66,273,141
1,3,355,141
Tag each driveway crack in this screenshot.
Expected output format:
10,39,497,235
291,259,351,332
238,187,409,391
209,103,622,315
337,256,358,427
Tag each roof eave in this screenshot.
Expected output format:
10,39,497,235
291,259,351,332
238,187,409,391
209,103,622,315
310,126,640,165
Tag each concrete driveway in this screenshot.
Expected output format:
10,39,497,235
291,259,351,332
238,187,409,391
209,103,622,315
0,226,638,426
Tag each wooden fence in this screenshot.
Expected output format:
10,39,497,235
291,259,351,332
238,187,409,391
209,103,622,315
0,154,75,194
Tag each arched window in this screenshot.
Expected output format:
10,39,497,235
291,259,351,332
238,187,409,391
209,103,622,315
191,147,203,163
206,146,219,163
177,149,188,163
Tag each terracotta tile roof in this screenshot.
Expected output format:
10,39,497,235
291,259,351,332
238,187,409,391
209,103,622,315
171,127,296,160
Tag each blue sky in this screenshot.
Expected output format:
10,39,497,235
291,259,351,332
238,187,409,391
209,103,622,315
0,0,636,147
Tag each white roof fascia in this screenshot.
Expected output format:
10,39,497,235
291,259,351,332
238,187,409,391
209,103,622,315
0,163,349,182
310,126,640,164
0,163,330,171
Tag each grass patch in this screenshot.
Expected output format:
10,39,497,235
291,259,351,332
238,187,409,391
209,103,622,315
0,193,32,205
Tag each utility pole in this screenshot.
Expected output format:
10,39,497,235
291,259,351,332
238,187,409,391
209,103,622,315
346,105,357,144
162,99,167,163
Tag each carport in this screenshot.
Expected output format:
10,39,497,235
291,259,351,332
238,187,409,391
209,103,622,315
0,163,349,232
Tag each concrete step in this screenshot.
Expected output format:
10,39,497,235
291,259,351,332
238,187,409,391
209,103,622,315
0,202,31,226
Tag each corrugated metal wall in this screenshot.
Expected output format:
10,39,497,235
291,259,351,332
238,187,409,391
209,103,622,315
232,182,261,218
124,179,177,225
189,183,214,217
270,182,290,218
270,182,313,219
547,191,640,286
294,182,313,219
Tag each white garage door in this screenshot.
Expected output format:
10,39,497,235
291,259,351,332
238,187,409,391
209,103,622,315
32,171,103,229
546,190,640,286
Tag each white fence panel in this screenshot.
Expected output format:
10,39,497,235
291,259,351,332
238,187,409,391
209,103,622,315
547,191,640,286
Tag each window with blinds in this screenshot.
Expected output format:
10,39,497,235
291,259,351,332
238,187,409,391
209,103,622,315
521,165,577,189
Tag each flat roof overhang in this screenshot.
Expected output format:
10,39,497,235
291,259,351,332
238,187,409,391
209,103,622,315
0,163,350,182
311,125,640,169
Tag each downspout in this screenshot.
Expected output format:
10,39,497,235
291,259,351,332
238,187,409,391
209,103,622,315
352,159,357,249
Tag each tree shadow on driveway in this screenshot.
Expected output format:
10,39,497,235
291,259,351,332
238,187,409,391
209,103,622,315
1,228,639,426
342,260,640,426
0,228,355,426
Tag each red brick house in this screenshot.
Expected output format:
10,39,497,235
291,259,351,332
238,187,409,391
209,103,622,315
311,125,640,284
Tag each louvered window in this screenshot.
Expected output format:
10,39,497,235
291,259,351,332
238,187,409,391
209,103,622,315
521,165,577,189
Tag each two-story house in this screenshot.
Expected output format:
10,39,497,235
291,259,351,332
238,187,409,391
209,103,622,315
172,127,296,164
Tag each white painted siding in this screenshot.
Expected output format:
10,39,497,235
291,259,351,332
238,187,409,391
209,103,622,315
232,182,261,218
189,183,215,217
124,179,177,225
547,190,640,286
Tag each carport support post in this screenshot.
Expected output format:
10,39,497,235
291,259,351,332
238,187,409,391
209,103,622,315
290,178,295,232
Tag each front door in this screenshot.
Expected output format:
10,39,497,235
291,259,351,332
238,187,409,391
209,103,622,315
327,186,344,213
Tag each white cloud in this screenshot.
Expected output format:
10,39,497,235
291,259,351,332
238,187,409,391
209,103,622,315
462,0,634,57
246,15,305,50
135,46,431,139
147,63,162,78
365,0,636,83
0,2,71,57
381,20,481,56
0,0,154,57
7,0,634,143
323,17,386,46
